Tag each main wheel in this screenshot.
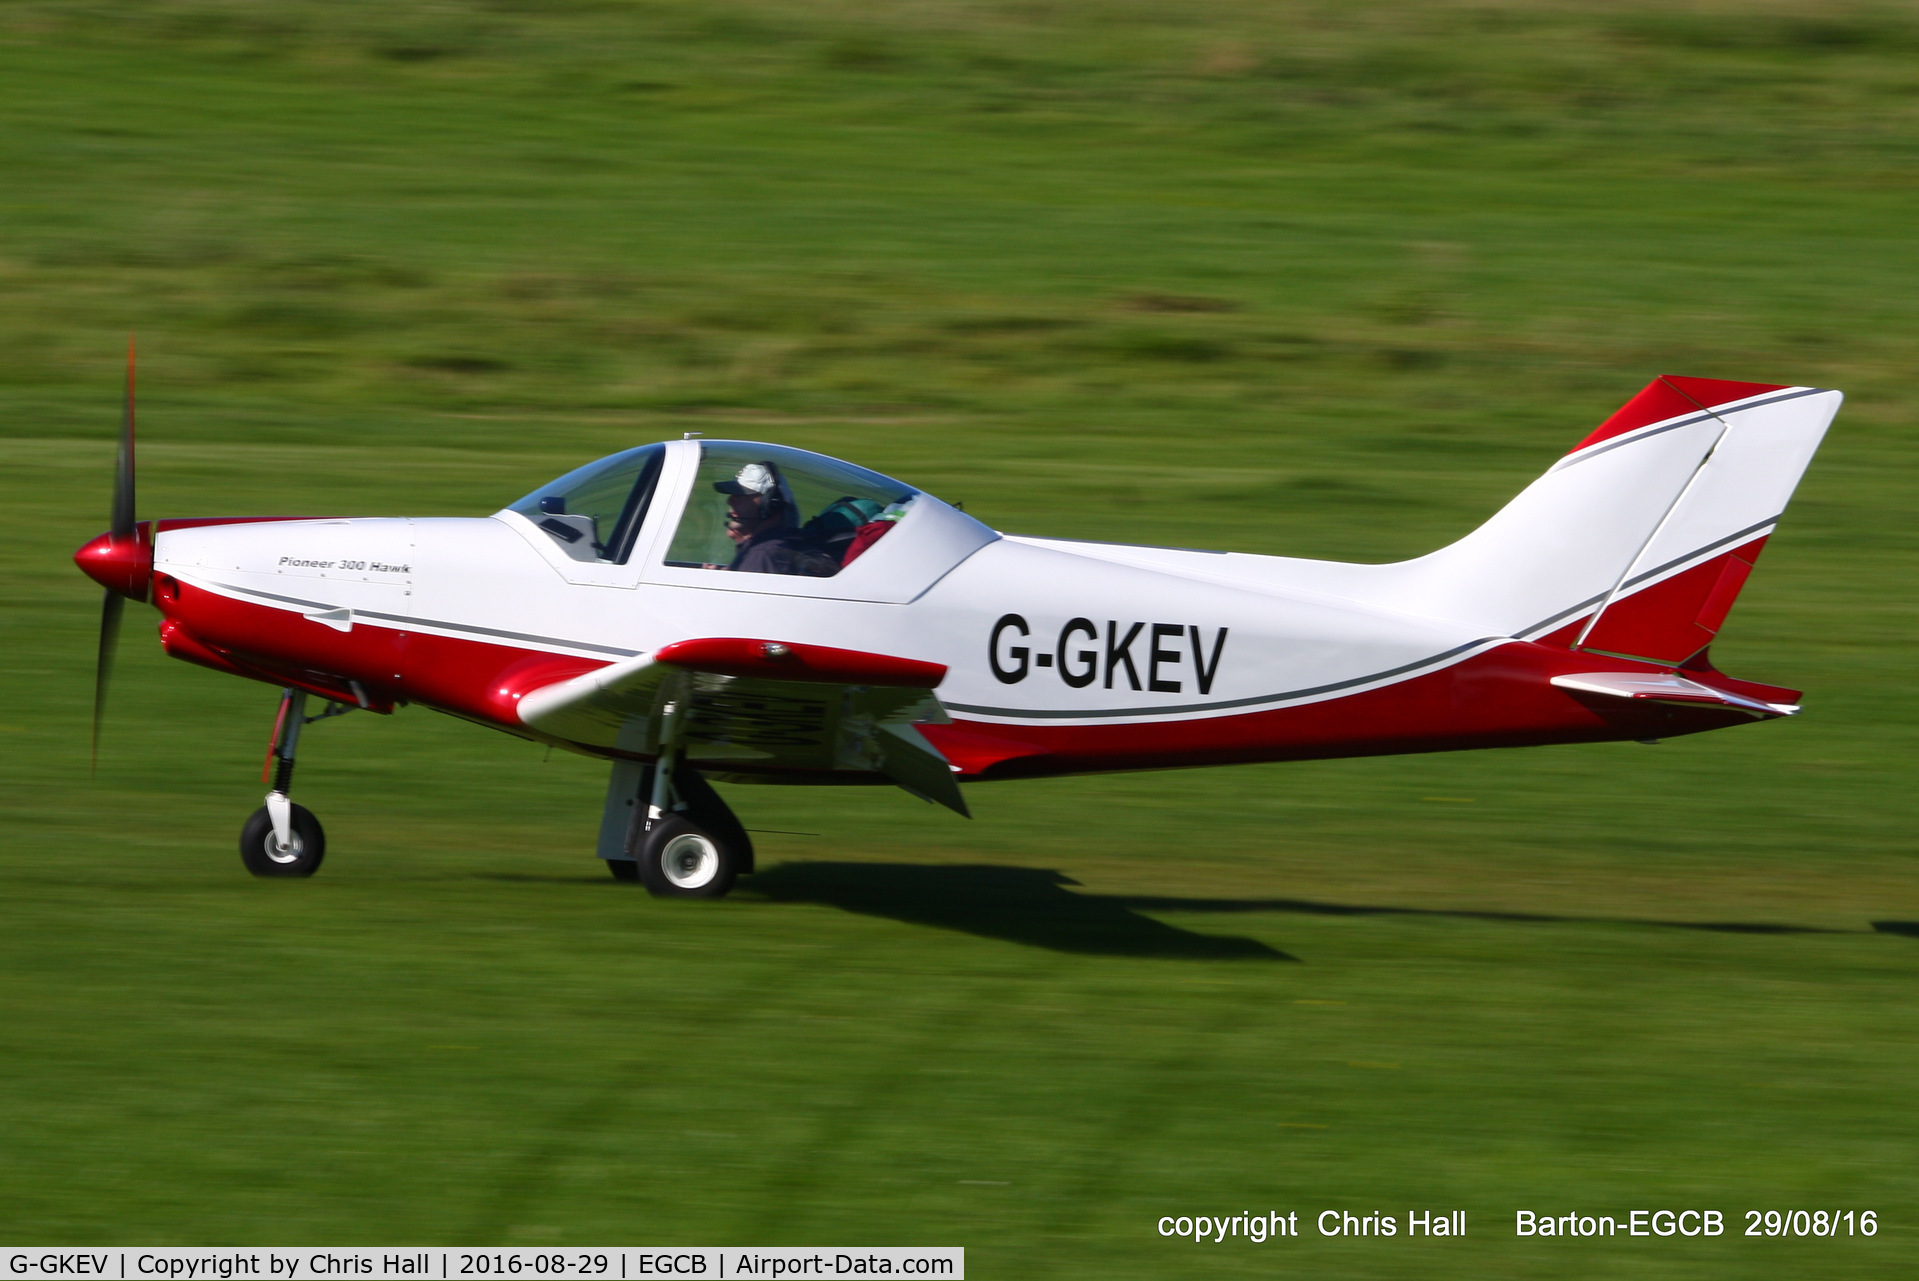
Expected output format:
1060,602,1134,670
239,803,326,878
633,814,741,899
662,768,754,875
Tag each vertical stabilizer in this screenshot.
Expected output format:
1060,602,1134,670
1384,377,1839,662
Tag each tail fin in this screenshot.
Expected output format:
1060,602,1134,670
1394,376,1840,664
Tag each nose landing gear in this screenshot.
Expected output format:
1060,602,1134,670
239,688,347,878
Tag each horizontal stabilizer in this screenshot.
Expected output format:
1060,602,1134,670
1550,671,1796,719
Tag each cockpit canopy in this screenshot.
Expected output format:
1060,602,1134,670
665,442,918,577
507,440,995,599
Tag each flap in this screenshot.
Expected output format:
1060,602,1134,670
874,723,970,817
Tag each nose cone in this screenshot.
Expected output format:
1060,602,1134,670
75,524,153,602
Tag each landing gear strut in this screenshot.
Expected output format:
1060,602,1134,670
239,688,330,878
599,744,753,899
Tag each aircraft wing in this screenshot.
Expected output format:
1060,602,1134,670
516,637,968,815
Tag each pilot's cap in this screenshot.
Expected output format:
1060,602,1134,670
715,461,787,503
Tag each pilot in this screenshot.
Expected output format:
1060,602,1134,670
716,462,834,576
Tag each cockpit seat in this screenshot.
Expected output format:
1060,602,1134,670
797,496,885,568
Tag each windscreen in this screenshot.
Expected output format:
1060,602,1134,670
508,443,665,564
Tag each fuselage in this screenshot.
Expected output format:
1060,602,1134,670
134,439,1757,781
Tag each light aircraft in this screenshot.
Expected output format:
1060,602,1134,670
77,356,1840,897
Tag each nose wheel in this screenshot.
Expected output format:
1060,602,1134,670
239,687,345,879
240,801,327,877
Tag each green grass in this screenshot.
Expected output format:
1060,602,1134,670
1,2,1916,1275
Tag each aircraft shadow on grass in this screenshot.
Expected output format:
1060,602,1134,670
746,863,1296,961
748,863,1906,956
486,866,1910,956
1112,893,1873,937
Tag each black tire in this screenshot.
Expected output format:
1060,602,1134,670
632,814,741,899
606,859,641,883
239,803,326,878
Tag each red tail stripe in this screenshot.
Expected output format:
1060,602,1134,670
1694,555,1757,636
1571,375,1788,453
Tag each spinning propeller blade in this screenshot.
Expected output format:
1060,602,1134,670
92,592,123,771
112,333,136,538
91,335,137,772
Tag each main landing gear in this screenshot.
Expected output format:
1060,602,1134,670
239,688,350,878
600,746,753,900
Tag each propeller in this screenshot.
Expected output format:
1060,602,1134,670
91,335,137,771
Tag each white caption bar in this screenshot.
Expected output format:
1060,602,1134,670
2,1252,962,1281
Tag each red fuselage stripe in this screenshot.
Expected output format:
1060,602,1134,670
158,584,1762,778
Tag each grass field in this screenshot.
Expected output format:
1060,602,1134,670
2,2,1917,1275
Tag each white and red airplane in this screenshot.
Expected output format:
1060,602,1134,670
77,363,1839,897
